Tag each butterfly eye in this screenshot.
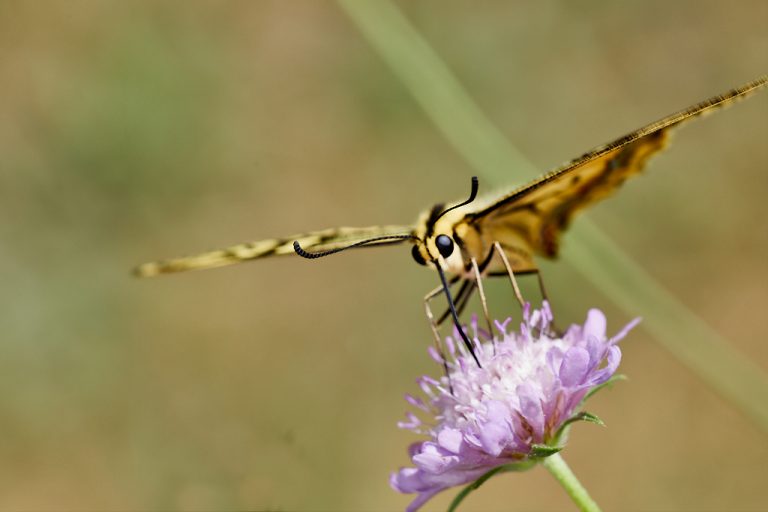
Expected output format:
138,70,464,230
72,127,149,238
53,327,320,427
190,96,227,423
411,245,427,266
435,235,454,258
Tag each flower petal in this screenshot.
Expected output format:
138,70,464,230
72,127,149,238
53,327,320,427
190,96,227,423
559,347,590,387
408,441,425,458
610,317,641,345
589,345,622,386
516,382,545,440
390,467,422,493
583,309,607,340
546,346,565,374
405,489,443,512
412,442,458,474
437,427,464,454
477,400,514,456
397,412,422,430
405,394,428,411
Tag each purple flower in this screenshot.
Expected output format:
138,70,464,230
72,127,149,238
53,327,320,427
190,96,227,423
391,303,639,511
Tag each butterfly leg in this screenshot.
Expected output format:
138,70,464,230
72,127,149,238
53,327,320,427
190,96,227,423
470,257,494,338
528,268,561,336
435,244,496,327
492,241,525,308
424,283,447,338
423,282,461,393
533,269,551,305
449,281,477,324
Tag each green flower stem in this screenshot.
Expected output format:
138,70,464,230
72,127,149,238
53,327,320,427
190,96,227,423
541,453,602,512
337,0,768,432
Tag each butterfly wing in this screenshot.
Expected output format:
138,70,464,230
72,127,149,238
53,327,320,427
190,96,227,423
134,225,414,277
468,76,767,264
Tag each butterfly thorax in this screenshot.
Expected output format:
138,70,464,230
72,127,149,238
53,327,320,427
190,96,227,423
413,198,540,277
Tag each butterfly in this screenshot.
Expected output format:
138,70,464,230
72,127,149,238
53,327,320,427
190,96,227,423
135,76,766,362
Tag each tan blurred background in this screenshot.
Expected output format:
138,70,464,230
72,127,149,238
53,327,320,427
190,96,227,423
1,1,766,511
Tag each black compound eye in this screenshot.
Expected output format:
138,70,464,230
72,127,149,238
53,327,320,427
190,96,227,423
411,245,427,266
435,235,454,258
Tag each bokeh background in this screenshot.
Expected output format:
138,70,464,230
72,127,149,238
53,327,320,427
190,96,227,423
1,1,767,510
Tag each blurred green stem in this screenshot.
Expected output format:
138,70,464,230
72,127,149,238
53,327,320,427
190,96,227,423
337,0,768,431
542,453,602,512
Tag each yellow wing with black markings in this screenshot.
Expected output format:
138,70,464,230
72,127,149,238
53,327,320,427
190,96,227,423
134,225,413,277
466,76,767,264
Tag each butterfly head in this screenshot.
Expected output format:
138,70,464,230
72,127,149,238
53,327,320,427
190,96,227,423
293,176,479,275
411,176,480,274
411,232,466,274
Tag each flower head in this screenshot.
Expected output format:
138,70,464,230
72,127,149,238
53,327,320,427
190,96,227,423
391,303,639,511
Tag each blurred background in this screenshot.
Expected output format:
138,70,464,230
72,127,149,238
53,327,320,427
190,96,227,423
1,1,766,510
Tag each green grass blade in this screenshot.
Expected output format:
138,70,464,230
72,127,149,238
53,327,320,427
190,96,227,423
337,0,768,432
337,0,533,181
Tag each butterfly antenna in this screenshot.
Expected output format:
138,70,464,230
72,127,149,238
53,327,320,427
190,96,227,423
293,234,416,259
435,263,481,367
435,176,479,221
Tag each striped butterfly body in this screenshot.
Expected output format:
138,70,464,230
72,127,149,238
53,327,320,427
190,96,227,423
135,77,766,357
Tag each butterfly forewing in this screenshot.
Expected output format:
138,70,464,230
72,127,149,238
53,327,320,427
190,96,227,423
134,225,413,277
467,76,767,263
476,129,669,259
